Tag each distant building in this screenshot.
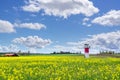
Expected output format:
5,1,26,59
4,53,18,57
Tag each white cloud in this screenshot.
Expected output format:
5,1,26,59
92,10,120,26
53,45,81,53
0,19,46,33
83,17,90,22
0,20,15,33
87,24,92,27
22,0,99,18
45,31,120,53
68,31,120,52
13,36,52,48
0,44,19,52
82,17,91,27
14,23,46,30
26,48,37,53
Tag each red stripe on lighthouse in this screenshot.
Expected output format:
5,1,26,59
85,48,89,53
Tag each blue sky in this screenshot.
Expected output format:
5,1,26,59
0,0,120,53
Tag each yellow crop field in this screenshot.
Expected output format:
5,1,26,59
0,55,120,80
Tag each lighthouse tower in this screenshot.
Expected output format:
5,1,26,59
84,44,90,58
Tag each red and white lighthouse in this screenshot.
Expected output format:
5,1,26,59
84,44,90,58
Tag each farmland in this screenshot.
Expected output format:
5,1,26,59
0,55,120,80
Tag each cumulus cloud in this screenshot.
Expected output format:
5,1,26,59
22,0,99,18
0,44,19,52
83,17,90,22
92,10,120,26
14,23,46,30
68,31,120,51
13,36,52,48
52,45,81,53
0,20,15,33
43,31,120,53
0,19,46,33
82,17,91,27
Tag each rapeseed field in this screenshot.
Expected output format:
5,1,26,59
0,55,119,80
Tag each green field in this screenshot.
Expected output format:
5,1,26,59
0,55,120,80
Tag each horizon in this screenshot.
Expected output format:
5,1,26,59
0,0,120,54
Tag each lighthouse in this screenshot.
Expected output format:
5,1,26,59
84,44,90,58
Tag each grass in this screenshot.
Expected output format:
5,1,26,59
0,55,119,80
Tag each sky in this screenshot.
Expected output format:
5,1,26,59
0,0,120,53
